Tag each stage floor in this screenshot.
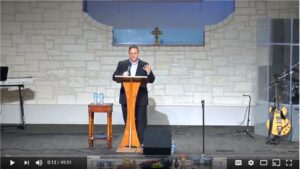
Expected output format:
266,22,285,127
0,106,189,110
1,125,298,159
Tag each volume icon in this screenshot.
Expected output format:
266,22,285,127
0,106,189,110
35,159,43,166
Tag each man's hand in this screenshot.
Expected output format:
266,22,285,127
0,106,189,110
143,64,152,75
123,71,129,76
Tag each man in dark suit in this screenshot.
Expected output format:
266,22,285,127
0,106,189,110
112,45,155,144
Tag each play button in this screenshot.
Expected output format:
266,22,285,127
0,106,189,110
10,160,15,166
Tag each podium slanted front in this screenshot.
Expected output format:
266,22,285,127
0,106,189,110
114,76,147,153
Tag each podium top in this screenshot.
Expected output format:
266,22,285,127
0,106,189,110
114,75,148,83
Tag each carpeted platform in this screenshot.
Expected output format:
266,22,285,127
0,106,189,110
1,124,298,159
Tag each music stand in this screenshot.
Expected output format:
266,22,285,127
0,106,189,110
236,95,254,138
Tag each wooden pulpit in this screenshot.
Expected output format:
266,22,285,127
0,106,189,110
114,75,148,153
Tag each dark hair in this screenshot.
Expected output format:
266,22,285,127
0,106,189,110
128,45,139,52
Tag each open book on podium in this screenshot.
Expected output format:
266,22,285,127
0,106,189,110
114,75,148,153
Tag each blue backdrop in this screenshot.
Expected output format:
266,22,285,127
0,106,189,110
83,0,234,46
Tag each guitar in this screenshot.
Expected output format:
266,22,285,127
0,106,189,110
266,76,291,137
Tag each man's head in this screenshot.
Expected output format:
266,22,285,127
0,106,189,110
128,45,139,63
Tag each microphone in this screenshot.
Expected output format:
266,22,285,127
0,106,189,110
201,100,205,104
127,62,132,76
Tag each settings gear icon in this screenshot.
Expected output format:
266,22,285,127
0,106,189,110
248,160,254,166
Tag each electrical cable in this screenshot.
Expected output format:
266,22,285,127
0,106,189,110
236,106,249,126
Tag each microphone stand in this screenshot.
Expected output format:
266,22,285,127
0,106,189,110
236,95,254,138
193,100,212,166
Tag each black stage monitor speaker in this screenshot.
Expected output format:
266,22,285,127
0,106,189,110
143,127,171,155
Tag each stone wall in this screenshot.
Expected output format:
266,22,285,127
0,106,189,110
1,0,298,107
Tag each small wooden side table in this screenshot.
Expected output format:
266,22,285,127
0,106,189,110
88,103,113,149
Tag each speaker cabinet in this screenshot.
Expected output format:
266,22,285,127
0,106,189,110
143,127,171,155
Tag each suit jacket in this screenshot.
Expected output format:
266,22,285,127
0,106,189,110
112,59,155,105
